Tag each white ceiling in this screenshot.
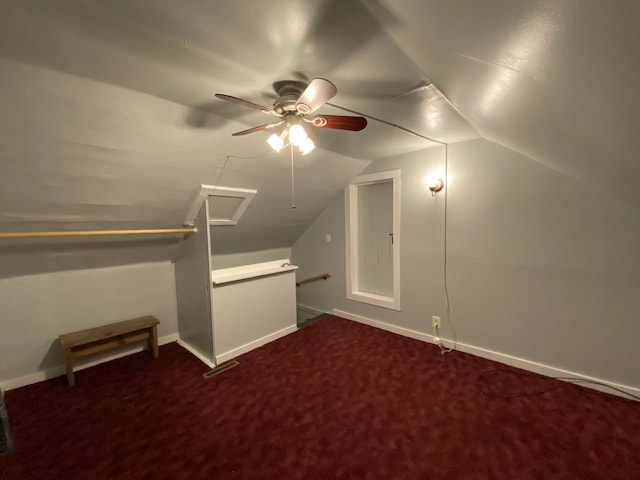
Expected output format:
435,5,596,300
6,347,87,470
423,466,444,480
0,0,638,276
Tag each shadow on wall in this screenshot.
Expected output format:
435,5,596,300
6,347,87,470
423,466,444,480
0,237,182,279
39,340,64,373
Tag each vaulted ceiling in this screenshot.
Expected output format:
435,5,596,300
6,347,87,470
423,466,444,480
1,0,638,277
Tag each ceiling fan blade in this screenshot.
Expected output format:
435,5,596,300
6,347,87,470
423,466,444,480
311,115,367,131
215,94,280,116
295,78,337,114
231,122,283,136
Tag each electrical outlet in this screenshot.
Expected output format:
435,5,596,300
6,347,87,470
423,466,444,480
432,315,441,328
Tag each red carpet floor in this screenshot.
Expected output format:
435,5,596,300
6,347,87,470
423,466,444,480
1,315,639,479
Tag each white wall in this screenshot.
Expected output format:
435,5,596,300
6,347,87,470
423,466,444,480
0,262,178,385
292,138,640,388
212,268,297,363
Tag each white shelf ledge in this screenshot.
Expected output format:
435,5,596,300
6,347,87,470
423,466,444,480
211,259,298,285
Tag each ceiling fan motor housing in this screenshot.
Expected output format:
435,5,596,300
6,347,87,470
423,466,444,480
272,80,308,115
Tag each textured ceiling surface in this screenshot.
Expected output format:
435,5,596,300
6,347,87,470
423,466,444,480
383,0,640,207
0,0,638,276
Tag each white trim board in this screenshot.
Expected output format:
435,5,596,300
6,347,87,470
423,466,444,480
296,303,328,317
176,339,216,369
333,309,640,401
215,325,297,364
345,169,401,311
183,184,256,226
1,333,179,391
2,326,298,391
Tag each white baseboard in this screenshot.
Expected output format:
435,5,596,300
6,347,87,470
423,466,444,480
333,309,640,401
176,339,216,369
215,324,298,364
296,303,328,317
1,333,179,391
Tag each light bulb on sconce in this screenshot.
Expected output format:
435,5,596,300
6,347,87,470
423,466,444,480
425,174,444,197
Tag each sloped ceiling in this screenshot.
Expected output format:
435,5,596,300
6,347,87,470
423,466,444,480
0,0,638,277
383,0,640,208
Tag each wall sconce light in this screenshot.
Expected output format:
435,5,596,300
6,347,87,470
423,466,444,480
425,174,444,197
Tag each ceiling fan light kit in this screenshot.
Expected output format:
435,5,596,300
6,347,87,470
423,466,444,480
299,136,315,155
216,77,367,154
267,132,285,152
288,124,307,146
265,119,316,155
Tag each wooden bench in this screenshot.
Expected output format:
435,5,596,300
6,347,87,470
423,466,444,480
58,315,159,386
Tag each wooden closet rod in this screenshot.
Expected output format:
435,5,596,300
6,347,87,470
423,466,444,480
296,273,331,287
0,227,197,239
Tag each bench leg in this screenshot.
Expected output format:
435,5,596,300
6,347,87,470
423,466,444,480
64,350,75,387
149,325,159,358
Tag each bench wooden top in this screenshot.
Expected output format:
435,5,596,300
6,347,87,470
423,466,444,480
59,315,159,349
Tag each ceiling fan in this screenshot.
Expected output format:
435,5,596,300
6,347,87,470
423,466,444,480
215,78,367,154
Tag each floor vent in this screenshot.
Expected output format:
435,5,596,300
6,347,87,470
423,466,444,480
202,360,239,379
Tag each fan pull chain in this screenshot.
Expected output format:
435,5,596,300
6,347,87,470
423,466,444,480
290,144,296,209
